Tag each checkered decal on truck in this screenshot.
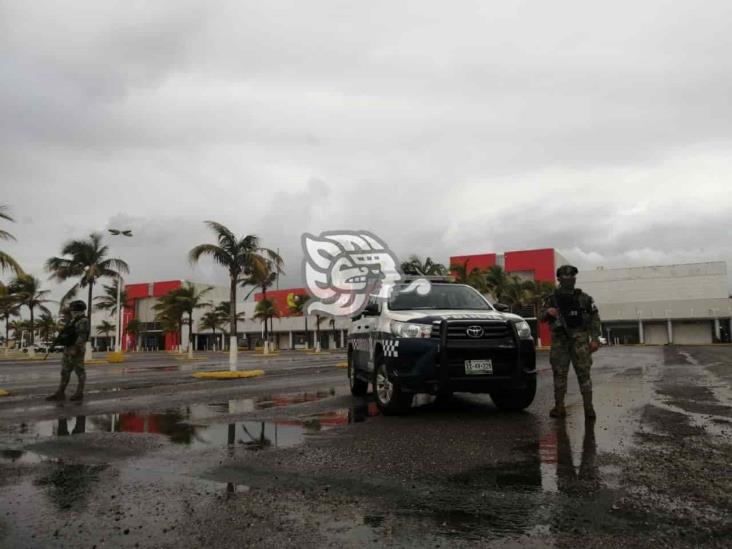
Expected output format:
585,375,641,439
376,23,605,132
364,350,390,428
382,339,399,358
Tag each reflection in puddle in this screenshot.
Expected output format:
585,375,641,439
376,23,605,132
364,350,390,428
1,390,364,452
538,418,600,494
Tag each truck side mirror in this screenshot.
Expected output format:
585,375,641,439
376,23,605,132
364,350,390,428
362,303,379,316
493,303,510,312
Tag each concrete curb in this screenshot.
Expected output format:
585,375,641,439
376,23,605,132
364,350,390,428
192,370,265,380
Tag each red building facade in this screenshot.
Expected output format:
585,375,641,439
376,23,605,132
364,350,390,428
122,280,183,351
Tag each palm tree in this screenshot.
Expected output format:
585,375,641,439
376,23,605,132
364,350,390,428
314,314,327,352
96,320,115,350
125,318,142,352
0,205,24,276
522,279,556,318
401,255,448,276
287,293,309,349
189,221,281,369
37,312,60,345
450,260,487,292
46,232,129,326
153,290,185,350
242,255,283,349
94,280,128,316
7,275,52,348
200,310,225,350
212,301,245,351
173,283,213,354
253,298,280,349
502,275,531,314
0,282,21,348
484,266,511,303
8,319,30,346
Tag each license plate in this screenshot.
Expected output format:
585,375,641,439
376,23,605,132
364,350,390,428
465,359,493,375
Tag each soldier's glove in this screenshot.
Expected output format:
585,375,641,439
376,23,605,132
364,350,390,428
589,340,600,354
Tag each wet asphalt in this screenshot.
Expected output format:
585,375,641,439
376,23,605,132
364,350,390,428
0,346,730,548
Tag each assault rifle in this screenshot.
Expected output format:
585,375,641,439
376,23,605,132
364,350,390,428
43,321,78,360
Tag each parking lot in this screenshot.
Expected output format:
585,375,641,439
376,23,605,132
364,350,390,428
1,346,731,547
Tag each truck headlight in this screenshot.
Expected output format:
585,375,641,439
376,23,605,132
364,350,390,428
390,321,432,339
514,320,533,339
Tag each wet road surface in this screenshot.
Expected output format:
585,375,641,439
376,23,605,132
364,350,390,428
0,346,730,547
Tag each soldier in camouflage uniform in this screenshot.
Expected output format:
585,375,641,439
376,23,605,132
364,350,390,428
46,300,90,402
541,265,602,419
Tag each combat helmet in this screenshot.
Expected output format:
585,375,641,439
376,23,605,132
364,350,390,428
556,264,578,278
69,300,87,312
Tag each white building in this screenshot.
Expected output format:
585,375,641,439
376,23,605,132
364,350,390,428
578,262,732,345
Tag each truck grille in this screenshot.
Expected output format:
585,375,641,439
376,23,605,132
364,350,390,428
431,320,514,342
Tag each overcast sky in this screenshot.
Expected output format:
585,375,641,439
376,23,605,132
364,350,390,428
2,0,731,301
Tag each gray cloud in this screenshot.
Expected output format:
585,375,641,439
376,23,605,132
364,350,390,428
2,0,732,302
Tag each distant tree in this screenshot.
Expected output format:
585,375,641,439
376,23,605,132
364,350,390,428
37,312,60,344
242,250,284,347
0,282,21,346
46,232,129,325
287,293,309,349
94,280,128,317
200,310,225,350
96,320,115,349
401,255,448,276
8,275,52,347
189,221,281,368
252,298,280,346
450,260,487,292
125,318,142,351
484,266,511,303
0,205,24,276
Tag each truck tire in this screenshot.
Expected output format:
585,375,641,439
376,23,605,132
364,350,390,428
348,350,368,397
373,357,412,415
490,377,536,411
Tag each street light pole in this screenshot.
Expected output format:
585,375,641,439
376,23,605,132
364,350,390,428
108,229,132,353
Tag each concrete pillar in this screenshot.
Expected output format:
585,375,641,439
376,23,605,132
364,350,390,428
667,319,673,344
638,319,644,344
714,318,721,340
341,329,347,348
289,331,293,350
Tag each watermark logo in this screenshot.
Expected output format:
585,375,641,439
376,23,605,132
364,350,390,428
301,231,430,317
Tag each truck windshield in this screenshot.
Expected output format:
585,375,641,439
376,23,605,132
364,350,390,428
388,284,494,311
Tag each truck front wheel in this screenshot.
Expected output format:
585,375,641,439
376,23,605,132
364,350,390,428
490,377,536,411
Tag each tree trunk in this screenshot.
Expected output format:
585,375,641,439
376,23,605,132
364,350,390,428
29,305,34,346
229,278,237,341
262,286,268,344
189,312,194,350
304,315,308,348
87,281,94,326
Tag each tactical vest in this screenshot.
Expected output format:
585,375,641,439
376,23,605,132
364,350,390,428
57,317,82,347
553,290,589,330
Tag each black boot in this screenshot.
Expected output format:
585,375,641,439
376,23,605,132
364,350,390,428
582,390,596,419
69,375,85,402
549,388,566,418
46,375,69,401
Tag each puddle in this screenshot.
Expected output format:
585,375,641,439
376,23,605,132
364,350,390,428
0,390,360,452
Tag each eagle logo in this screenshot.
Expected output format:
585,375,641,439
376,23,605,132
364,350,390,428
301,231,429,317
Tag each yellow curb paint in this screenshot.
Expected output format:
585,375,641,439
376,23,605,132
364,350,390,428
252,353,280,357
0,389,9,397
84,359,109,365
192,370,265,380
336,361,348,368
107,352,125,363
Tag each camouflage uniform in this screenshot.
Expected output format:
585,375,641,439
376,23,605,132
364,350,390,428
47,311,89,402
61,316,90,398
541,271,601,418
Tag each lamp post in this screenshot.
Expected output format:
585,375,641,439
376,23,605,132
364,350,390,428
108,229,132,352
